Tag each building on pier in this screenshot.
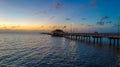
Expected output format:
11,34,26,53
51,29,64,37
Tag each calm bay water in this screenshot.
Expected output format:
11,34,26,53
0,33,120,67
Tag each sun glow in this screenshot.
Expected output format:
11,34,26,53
0,25,54,31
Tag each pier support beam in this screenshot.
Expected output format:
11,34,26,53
88,37,91,43
76,36,77,40
108,38,120,48
100,37,102,45
93,38,95,44
113,39,116,47
109,39,112,46
117,39,119,47
96,38,98,44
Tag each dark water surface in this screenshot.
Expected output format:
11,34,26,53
0,33,120,67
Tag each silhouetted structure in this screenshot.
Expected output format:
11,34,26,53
51,29,64,37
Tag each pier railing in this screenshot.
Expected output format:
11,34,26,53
63,33,120,37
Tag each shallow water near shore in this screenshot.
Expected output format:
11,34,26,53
0,33,120,67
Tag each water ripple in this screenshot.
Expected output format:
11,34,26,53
0,33,119,67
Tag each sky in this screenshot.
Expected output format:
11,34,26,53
0,0,120,33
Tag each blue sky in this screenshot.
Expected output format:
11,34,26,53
0,0,120,32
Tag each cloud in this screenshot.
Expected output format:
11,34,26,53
63,26,67,28
3,25,7,29
36,11,47,14
49,16,55,20
65,18,71,21
46,16,55,22
101,16,109,21
0,25,9,30
29,9,54,21
52,26,57,29
54,2,62,9
81,18,87,20
11,25,21,29
87,25,93,26
97,21,104,25
90,0,96,7
97,16,110,25
106,21,112,24
31,10,47,17
48,26,52,28
40,26,44,28
81,24,84,25
80,0,96,10
113,24,120,27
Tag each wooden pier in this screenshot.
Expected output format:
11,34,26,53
62,33,120,48
41,32,120,48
